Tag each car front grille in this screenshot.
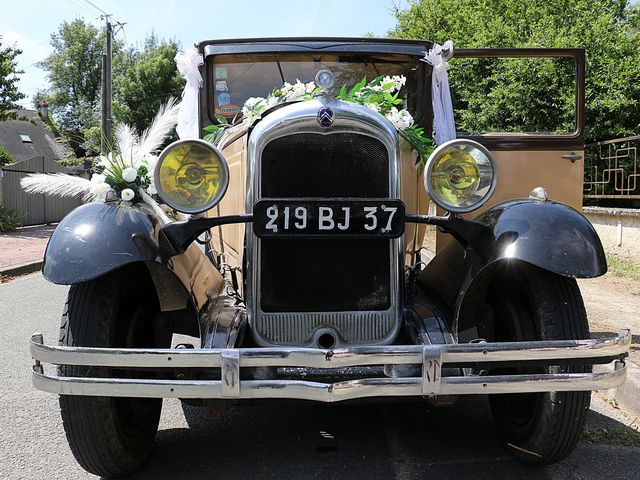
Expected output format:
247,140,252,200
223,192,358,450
253,130,398,346
261,133,389,198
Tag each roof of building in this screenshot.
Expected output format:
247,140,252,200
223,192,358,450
0,110,74,164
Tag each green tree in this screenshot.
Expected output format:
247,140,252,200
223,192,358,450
0,145,16,166
0,36,25,120
114,34,184,134
390,0,640,142
37,19,113,155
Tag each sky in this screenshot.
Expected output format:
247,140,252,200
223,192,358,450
0,0,409,108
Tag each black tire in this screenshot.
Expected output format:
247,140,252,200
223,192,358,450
488,263,591,465
59,267,167,477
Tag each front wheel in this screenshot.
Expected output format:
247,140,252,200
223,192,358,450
488,263,591,465
58,267,169,477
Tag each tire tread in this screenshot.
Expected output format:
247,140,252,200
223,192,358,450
58,272,159,477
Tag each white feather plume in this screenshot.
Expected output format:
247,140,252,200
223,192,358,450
115,123,139,167
138,98,180,158
20,173,93,200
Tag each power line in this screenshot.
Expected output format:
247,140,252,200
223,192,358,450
313,0,329,35
65,0,99,17
320,0,333,35
81,0,109,16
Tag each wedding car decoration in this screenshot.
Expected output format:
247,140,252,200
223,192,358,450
21,100,180,219
204,75,436,168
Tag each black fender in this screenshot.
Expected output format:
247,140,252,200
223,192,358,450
476,199,606,277
418,199,606,333
43,202,196,313
43,202,159,284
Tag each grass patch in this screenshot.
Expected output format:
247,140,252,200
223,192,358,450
607,255,640,282
583,427,640,446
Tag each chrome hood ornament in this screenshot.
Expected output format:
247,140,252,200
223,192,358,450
315,69,335,92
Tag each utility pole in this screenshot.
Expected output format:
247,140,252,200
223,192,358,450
100,16,113,154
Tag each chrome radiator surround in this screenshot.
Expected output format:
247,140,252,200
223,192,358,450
31,330,630,402
245,98,403,347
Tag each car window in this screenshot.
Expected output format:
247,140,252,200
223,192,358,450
208,53,422,121
449,55,578,135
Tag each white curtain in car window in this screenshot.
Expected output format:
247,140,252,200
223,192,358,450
175,47,204,139
422,41,456,145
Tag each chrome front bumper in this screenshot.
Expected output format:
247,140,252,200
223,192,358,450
30,330,631,402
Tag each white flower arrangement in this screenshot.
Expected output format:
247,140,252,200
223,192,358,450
21,99,180,220
204,75,434,167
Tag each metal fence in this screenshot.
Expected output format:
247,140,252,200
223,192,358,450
584,135,640,200
1,156,81,226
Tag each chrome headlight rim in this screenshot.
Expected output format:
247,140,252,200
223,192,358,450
424,138,497,214
154,139,230,214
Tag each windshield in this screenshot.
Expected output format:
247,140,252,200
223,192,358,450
207,53,423,122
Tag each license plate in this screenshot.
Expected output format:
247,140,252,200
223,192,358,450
253,199,405,238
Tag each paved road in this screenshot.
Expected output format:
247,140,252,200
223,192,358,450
1,273,639,480
0,225,55,271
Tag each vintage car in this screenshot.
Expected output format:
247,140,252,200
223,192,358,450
30,38,630,477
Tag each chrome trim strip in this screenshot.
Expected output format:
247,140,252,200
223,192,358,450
31,329,630,368
32,363,626,401
245,98,403,347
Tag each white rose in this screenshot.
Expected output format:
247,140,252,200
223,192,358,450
121,188,135,201
122,167,138,183
385,107,414,131
242,97,266,120
90,173,106,185
285,80,307,100
381,75,407,92
244,97,265,109
92,182,111,195
266,96,279,109
397,109,414,130
395,75,407,90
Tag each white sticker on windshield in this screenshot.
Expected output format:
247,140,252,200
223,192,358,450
215,66,228,79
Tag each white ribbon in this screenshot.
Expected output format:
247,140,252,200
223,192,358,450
175,47,204,139
421,41,456,145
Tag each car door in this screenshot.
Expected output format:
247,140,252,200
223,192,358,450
435,48,586,251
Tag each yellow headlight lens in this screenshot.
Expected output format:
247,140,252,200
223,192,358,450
424,139,496,213
154,139,229,214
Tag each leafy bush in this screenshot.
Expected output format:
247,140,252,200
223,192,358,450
58,156,89,168
0,146,15,166
0,204,23,232
390,0,640,143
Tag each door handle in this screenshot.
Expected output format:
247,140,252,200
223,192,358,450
561,152,582,163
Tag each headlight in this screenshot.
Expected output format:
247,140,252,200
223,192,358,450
424,139,496,213
154,139,229,214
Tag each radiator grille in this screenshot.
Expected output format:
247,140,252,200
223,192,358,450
255,131,396,345
260,239,391,312
260,312,395,344
261,133,389,198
